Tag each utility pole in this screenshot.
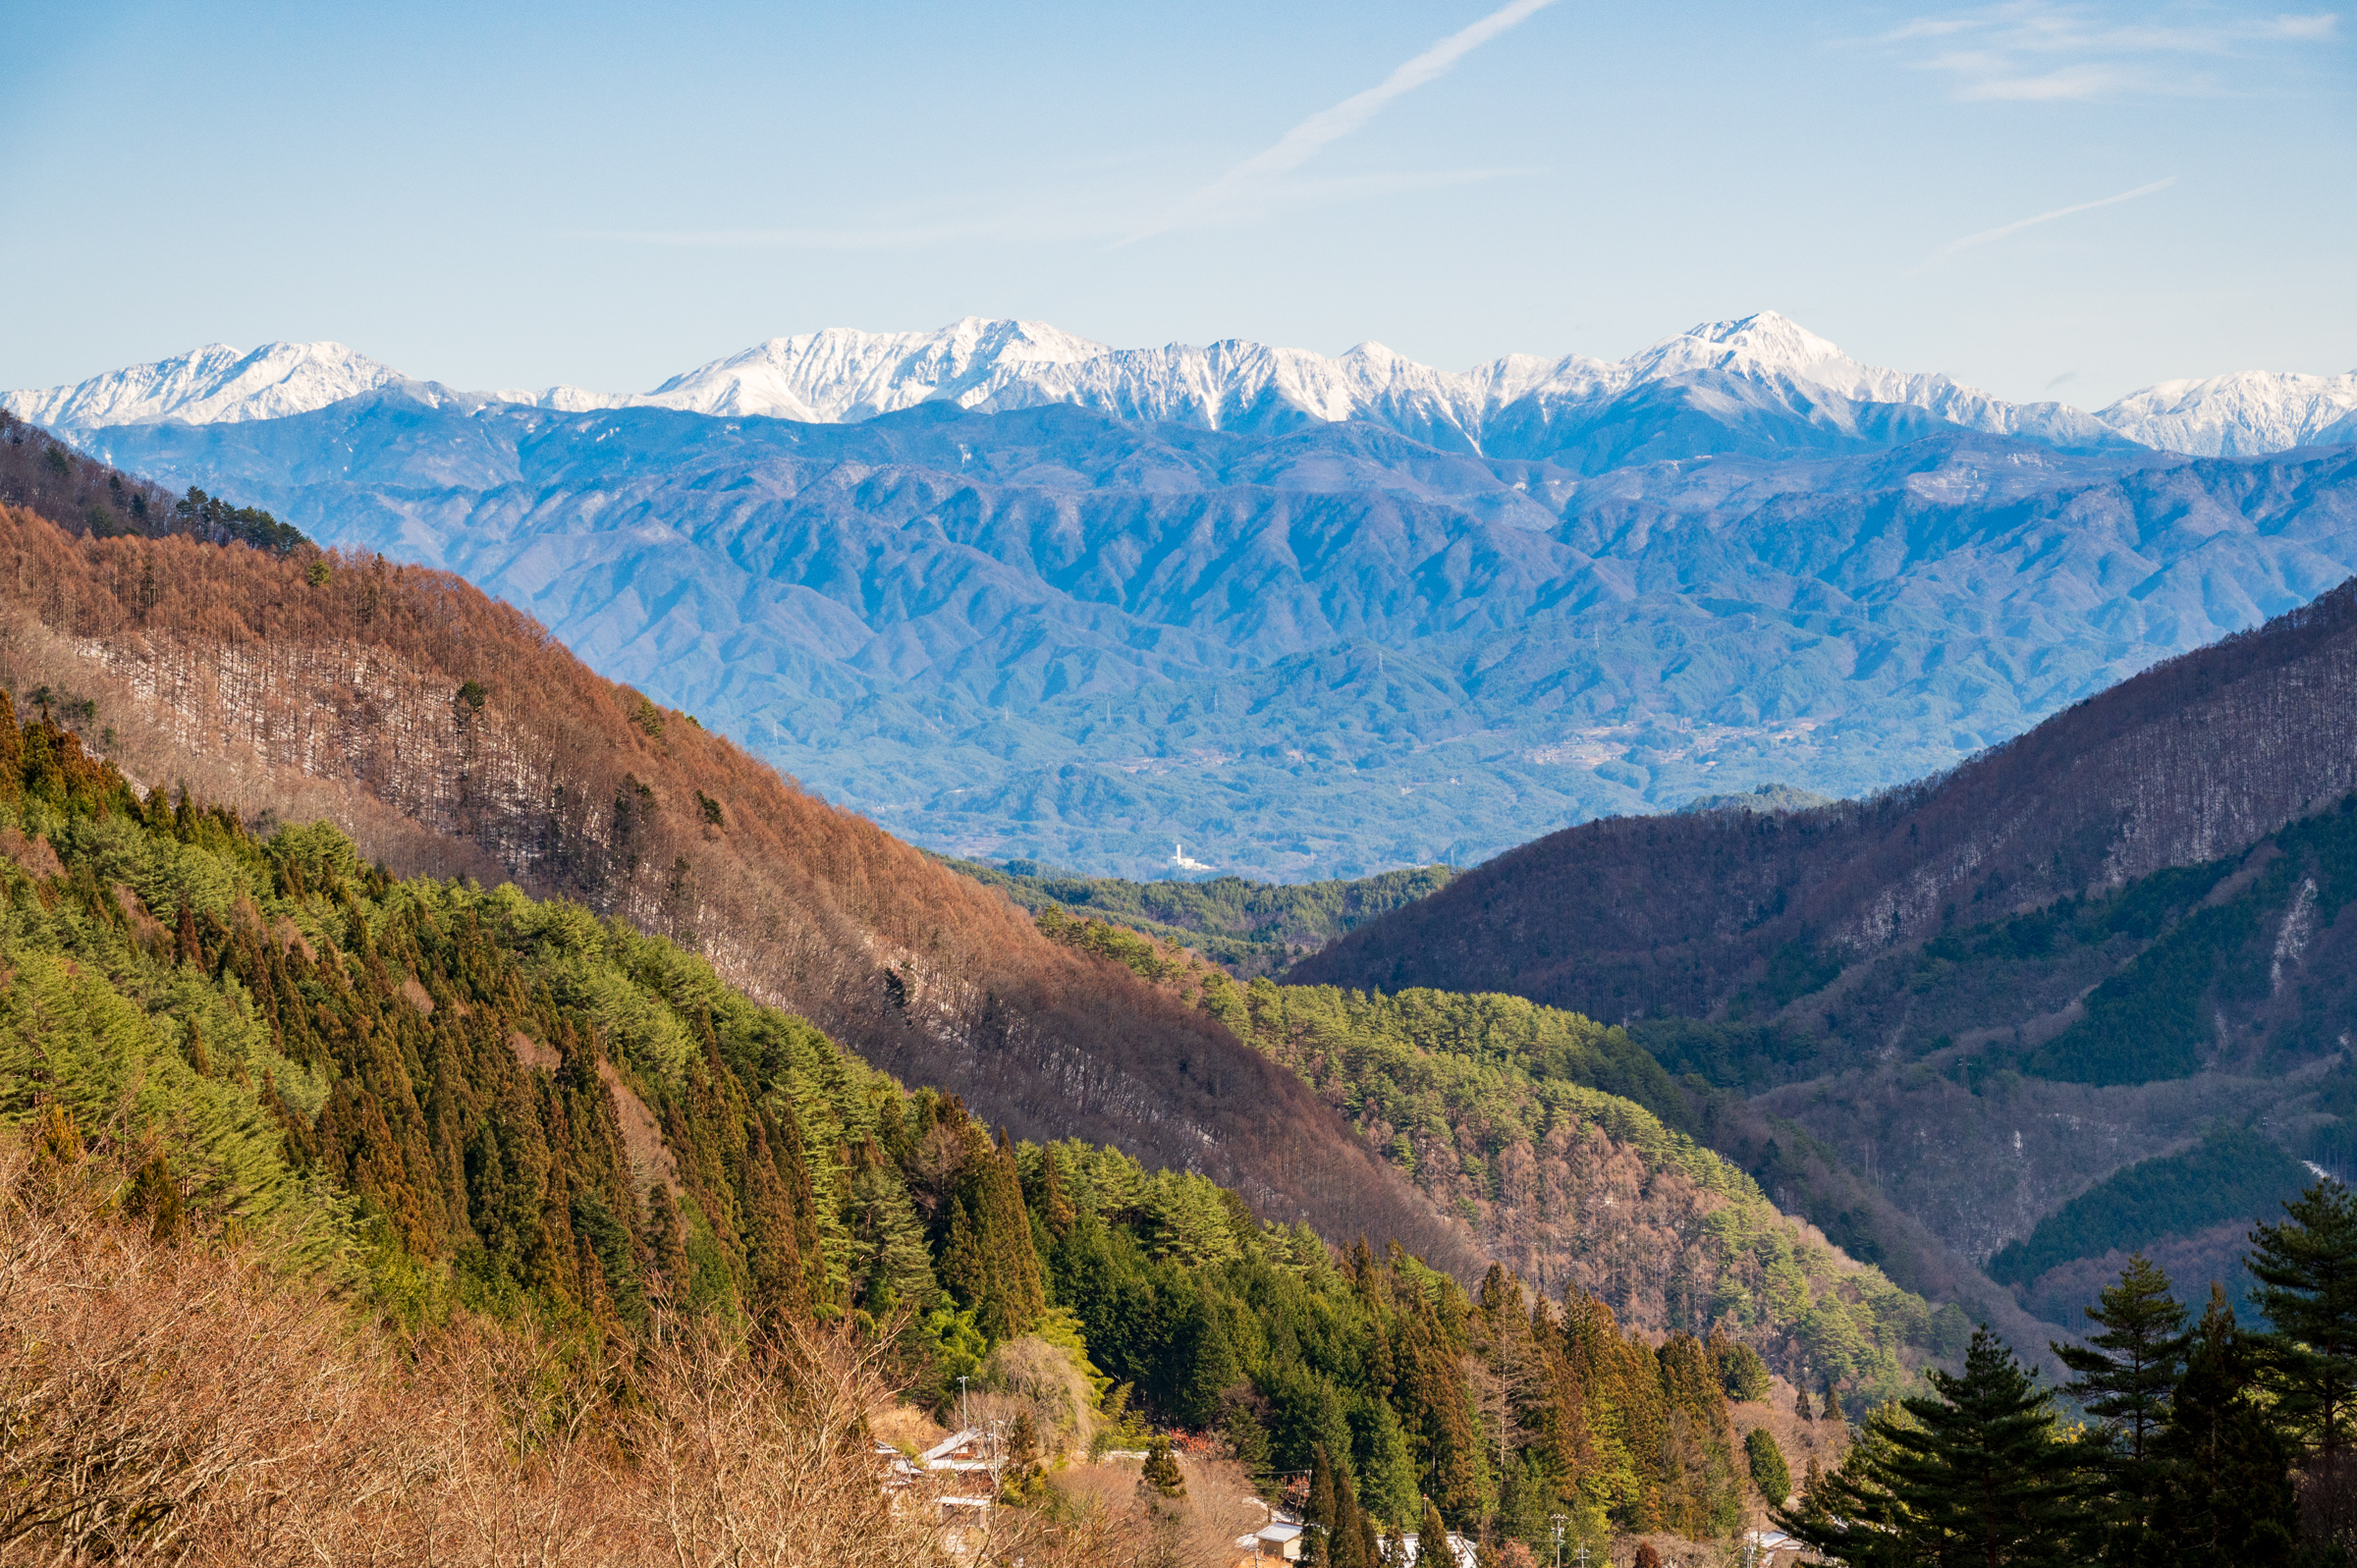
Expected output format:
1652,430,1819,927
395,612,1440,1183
959,1375,969,1435
1550,1515,1566,1568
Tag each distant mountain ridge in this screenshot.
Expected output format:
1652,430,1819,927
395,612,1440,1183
59,389,2357,879
17,312,2357,879
14,312,2352,460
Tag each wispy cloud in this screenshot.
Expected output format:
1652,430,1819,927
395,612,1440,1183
1884,2,2339,102
1120,0,1562,244
2044,369,2080,391
1918,176,2174,267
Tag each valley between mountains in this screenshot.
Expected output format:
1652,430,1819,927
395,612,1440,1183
7,308,2357,1563
0,439,1926,1562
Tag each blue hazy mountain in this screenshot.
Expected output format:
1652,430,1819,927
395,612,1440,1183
81,373,2357,880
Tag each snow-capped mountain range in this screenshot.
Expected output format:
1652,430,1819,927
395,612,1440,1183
12,313,2353,460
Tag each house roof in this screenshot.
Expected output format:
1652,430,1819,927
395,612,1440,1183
920,1429,983,1464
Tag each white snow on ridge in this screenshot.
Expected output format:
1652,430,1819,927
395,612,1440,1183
6,341,406,431
2098,369,2357,458
9,314,2353,460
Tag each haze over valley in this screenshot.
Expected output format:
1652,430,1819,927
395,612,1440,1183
17,313,2357,878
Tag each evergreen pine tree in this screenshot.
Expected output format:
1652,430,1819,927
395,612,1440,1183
2249,1178,2357,1458
1223,1400,1276,1494
1309,1444,1341,1566
1883,1327,2082,1567
180,1015,210,1077
0,687,21,798
1033,1142,1076,1241
2053,1253,2188,1561
1777,1402,1914,1568
2147,1284,2300,1562
1782,1333,2081,1568
1331,1453,1370,1568
646,1181,691,1306
1793,1385,1814,1422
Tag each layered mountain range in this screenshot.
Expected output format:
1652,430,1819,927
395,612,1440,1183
13,316,2357,878
16,313,2357,457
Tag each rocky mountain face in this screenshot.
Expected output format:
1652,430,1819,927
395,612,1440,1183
1300,580,2357,1326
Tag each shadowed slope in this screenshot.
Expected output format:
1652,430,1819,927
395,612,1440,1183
1296,573,2357,1022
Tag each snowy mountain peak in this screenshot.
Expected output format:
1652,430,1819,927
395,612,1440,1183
1684,309,1846,362
1643,311,1884,393
11,316,2351,462
6,340,406,431
633,316,1114,422
2096,368,2357,458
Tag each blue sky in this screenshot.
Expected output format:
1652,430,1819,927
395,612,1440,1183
3,0,2349,406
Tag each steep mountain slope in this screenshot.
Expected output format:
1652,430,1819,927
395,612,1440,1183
64,392,2357,879
0,500,1484,1277
1300,582,2357,1323
1295,575,2357,1017
10,702,1779,1560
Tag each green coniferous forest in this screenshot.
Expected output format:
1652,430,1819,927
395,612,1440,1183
0,688,1778,1556
16,597,2357,1561
944,855,1455,975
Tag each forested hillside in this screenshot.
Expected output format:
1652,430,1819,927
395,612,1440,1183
1304,582,2357,1335
946,856,1453,974
0,407,302,553
1298,574,2357,1019
0,684,1833,1560
1033,908,1967,1405
0,494,1477,1277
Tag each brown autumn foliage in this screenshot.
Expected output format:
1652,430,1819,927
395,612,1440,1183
0,496,1483,1278
0,1129,1269,1567
1298,572,2357,1021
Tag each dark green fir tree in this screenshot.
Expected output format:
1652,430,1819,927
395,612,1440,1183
2249,1179,2357,1459
2147,1284,2300,1563
2053,1252,2188,1561
1781,1328,2081,1568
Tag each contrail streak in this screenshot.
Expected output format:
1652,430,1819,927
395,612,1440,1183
1121,0,1562,244
1924,177,2176,264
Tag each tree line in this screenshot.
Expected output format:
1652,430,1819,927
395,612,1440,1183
0,410,303,553
1782,1189,2357,1564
